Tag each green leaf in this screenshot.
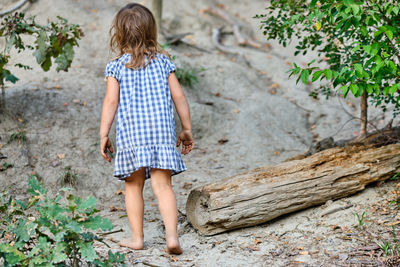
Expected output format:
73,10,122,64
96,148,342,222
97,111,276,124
366,84,373,94
341,85,349,97
53,242,68,263
3,70,19,83
370,43,380,56
82,215,113,231
385,30,394,40
300,69,310,85
77,195,97,212
324,69,333,80
350,84,359,96
27,176,47,196
390,84,400,95
0,243,26,265
78,242,98,262
312,70,323,82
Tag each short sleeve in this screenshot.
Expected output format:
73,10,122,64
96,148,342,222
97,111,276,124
163,56,176,75
104,60,120,81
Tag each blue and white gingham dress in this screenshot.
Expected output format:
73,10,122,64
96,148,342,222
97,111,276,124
104,53,187,180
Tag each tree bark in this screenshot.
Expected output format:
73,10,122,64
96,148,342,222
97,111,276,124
186,144,400,235
360,90,368,137
152,0,162,35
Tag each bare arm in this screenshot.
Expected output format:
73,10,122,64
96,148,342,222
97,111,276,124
169,73,194,154
99,77,120,162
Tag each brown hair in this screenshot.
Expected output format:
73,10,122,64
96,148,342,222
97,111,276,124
109,3,168,69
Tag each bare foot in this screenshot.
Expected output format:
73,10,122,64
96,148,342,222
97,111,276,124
119,238,144,250
166,237,182,255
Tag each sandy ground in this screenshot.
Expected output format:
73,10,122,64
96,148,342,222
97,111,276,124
1,0,399,266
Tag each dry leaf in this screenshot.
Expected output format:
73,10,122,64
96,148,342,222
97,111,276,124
0,144,3,149
182,182,193,190
273,151,280,156
72,99,80,104
218,137,229,144
346,101,355,108
115,190,125,196
331,225,340,230
299,251,309,255
285,61,292,66
213,92,221,97
109,206,124,212
170,255,178,262
269,83,280,89
266,55,272,59
92,9,99,13
247,245,260,251
254,239,262,245
63,102,69,107
233,109,240,114
57,154,65,159
269,88,277,95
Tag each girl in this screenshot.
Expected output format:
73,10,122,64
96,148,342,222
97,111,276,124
99,3,194,255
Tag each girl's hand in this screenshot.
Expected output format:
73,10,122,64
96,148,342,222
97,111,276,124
100,136,114,162
176,130,194,155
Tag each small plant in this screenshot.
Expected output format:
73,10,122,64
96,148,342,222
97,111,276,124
0,175,126,266
390,172,400,181
176,65,204,88
8,129,26,144
380,241,393,256
59,166,78,187
0,162,13,171
354,211,367,227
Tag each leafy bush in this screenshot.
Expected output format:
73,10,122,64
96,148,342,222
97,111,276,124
0,175,126,266
0,12,84,89
176,65,204,88
256,0,400,135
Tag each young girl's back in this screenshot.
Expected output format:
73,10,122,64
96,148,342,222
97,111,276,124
99,2,193,255
105,53,186,180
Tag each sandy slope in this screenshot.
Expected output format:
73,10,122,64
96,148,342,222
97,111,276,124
0,0,398,266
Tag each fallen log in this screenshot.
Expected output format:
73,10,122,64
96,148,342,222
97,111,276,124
186,144,400,235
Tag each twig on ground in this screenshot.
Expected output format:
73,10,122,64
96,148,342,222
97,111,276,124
97,228,124,236
133,260,162,267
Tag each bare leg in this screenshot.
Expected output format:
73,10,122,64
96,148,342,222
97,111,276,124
119,168,145,250
150,168,182,255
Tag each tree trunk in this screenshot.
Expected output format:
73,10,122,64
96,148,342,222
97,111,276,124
152,0,162,35
186,144,400,235
360,90,368,137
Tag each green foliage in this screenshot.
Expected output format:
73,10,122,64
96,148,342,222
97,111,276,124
8,128,26,144
59,166,79,187
0,162,14,171
0,12,84,88
176,65,204,88
354,211,367,226
256,0,400,116
0,175,126,266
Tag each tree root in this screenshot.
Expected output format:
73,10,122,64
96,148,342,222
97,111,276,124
0,0,35,17
204,1,268,52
